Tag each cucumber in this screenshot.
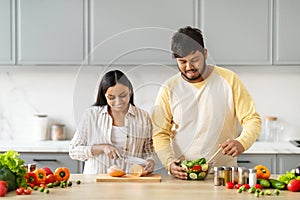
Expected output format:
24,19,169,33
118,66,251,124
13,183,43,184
189,172,198,180
269,179,286,190
258,178,270,188
201,163,209,172
198,172,206,180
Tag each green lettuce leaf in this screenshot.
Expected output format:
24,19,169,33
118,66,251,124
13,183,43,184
0,150,27,189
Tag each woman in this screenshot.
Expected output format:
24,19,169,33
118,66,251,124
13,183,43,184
69,70,155,174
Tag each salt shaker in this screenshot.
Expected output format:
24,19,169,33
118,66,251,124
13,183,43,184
248,169,257,187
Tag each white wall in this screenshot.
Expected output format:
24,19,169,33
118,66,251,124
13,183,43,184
0,65,300,141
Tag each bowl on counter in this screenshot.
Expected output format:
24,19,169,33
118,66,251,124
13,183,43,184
180,158,212,180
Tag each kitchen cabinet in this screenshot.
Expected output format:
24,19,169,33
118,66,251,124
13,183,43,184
277,154,300,174
17,0,86,64
273,0,300,64
0,0,14,64
89,0,195,65
200,0,272,65
238,153,300,174
19,152,83,173
237,154,276,173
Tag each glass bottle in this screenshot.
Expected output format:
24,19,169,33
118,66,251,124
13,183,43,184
264,116,278,142
238,167,249,185
222,166,232,184
231,167,239,184
214,167,224,186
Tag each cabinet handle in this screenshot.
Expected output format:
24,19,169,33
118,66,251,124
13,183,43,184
237,160,251,163
33,159,58,162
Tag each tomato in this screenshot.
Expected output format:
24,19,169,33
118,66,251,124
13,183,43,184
191,165,202,172
254,184,263,190
16,187,25,195
24,189,32,195
0,184,7,197
235,183,242,189
0,181,7,187
287,179,300,192
226,182,235,189
243,184,250,189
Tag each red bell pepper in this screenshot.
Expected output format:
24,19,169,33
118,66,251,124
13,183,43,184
25,172,38,185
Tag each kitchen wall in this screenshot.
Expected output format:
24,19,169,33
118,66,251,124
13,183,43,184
0,65,300,141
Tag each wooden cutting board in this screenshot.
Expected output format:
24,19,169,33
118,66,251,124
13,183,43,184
96,174,161,182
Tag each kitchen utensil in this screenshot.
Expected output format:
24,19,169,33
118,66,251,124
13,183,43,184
96,174,161,182
120,156,147,165
207,138,230,163
207,147,222,164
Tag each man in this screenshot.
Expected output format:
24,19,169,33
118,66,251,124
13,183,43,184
152,26,261,179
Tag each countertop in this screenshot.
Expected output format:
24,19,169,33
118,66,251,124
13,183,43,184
0,140,70,153
0,140,300,154
4,174,299,199
243,141,300,154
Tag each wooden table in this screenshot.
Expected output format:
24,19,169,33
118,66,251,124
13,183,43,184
5,174,299,199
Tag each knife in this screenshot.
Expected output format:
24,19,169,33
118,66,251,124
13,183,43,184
120,156,147,165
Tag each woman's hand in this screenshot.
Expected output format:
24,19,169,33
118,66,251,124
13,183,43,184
170,160,188,180
92,144,121,159
144,159,155,175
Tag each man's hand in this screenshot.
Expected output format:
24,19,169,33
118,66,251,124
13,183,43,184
220,139,245,157
169,160,188,180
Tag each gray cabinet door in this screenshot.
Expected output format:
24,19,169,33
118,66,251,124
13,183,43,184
17,0,85,64
238,154,276,174
274,0,300,64
0,0,14,64
89,0,195,65
276,154,300,174
20,152,82,173
200,0,272,65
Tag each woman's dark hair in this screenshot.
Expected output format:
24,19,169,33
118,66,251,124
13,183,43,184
171,26,205,58
93,70,135,106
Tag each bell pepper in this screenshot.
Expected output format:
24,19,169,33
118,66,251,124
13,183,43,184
45,174,56,184
54,167,70,182
25,172,38,186
254,165,270,179
34,168,46,184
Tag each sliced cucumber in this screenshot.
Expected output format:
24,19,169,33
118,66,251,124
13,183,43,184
181,164,188,170
201,163,209,172
198,172,206,180
189,172,198,180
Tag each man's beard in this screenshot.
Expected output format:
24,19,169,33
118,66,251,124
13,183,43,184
179,62,207,81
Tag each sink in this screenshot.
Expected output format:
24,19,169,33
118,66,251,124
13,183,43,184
290,140,300,147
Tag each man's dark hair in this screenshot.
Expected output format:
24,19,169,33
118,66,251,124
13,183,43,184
171,26,205,58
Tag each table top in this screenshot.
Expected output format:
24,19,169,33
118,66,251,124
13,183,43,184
4,174,299,199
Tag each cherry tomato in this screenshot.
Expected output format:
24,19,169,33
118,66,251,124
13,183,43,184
254,184,263,190
226,182,235,189
16,187,25,195
243,184,250,189
235,183,242,189
24,189,32,195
